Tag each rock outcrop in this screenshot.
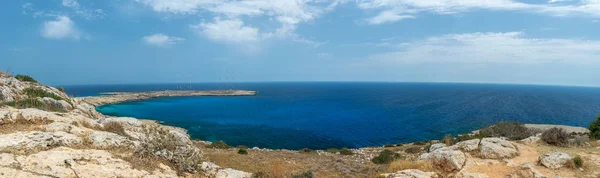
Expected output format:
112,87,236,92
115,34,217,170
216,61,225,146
479,138,519,159
539,152,572,169
381,169,438,178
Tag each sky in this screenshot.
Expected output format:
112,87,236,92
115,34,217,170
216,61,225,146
1,0,600,86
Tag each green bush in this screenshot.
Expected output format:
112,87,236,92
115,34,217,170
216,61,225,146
372,150,402,164
325,148,338,153
413,141,427,145
299,148,314,153
404,147,422,154
15,75,37,83
589,115,600,140
206,140,232,149
573,155,583,168
395,143,404,147
23,88,64,101
339,147,354,155
384,144,394,147
57,87,65,93
479,121,538,140
541,127,570,146
238,148,248,155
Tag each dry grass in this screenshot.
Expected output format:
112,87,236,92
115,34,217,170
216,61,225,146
97,121,127,136
386,160,435,173
0,114,53,134
203,148,380,178
444,134,452,146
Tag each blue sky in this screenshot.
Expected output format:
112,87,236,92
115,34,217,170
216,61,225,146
1,0,600,86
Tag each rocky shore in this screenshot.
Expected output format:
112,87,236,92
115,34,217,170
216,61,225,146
1,71,599,178
80,90,257,106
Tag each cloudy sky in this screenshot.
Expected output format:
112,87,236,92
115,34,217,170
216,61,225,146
1,0,599,86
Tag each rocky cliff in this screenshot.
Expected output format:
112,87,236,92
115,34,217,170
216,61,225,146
0,71,251,178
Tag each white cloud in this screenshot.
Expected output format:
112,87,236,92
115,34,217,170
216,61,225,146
357,0,600,25
40,16,80,40
142,33,185,47
367,10,415,24
137,0,336,45
367,32,600,65
191,18,259,44
62,0,80,8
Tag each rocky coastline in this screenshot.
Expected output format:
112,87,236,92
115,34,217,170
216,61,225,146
80,90,257,106
1,71,599,178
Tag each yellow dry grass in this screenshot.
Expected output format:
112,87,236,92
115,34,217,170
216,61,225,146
386,160,435,173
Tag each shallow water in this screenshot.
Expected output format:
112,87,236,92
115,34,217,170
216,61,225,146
65,82,600,150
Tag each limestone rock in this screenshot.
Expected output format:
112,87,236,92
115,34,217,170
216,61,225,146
0,131,80,151
426,149,466,172
43,122,93,136
539,152,571,169
87,131,134,148
216,168,252,178
458,172,489,178
479,138,519,159
508,163,545,178
0,167,51,178
520,134,541,144
0,153,19,168
455,139,480,152
18,147,157,177
429,143,447,152
382,169,438,178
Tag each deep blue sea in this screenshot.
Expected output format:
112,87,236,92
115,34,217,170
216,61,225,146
63,83,600,150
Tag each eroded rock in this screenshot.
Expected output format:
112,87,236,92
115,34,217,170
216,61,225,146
382,169,438,178
539,152,571,169
479,138,519,159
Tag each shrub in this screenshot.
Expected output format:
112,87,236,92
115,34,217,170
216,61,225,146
57,87,65,93
452,134,485,144
384,144,394,147
404,147,422,154
238,148,248,155
479,121,537,140
291,171,314,178
541,127,570,146
395,143,404,147
23,88,64,101
573,155,583,168
325,148,338,153
590,115,600,140
413,141,427,145
299,148,314,153
206,140,232,149
339,147,353,155
444,134,452,146
15,75,37,83
100,122,127,136
372,150,402,164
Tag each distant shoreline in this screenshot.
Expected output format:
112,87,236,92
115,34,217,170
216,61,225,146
77,90,257,106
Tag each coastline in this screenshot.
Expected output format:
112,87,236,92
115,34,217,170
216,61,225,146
78,90,257,106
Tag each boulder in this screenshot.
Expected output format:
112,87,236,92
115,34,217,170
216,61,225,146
479,138,519,159
520,134,541,144
455,139,480,152
382,169,438,178
508,163,545,178
17,147,160,177
0,167,50,178
425,149,466,172
539,152,571,169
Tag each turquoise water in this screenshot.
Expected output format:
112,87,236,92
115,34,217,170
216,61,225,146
65,83,600,150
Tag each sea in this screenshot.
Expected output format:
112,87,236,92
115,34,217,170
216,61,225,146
63,82,600,150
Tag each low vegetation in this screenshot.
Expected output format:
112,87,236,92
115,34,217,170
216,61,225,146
4,98,65,112
14,74,37,83
238,148,248,155
98,121,127,136
573,155,584,168
404,147,422,154
24,88,64,101
339,147,353,155
479,121,539,140
589,115,600,140
206,140,233,149
299,148,314,153
541,127,570,146
372,149,402,164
